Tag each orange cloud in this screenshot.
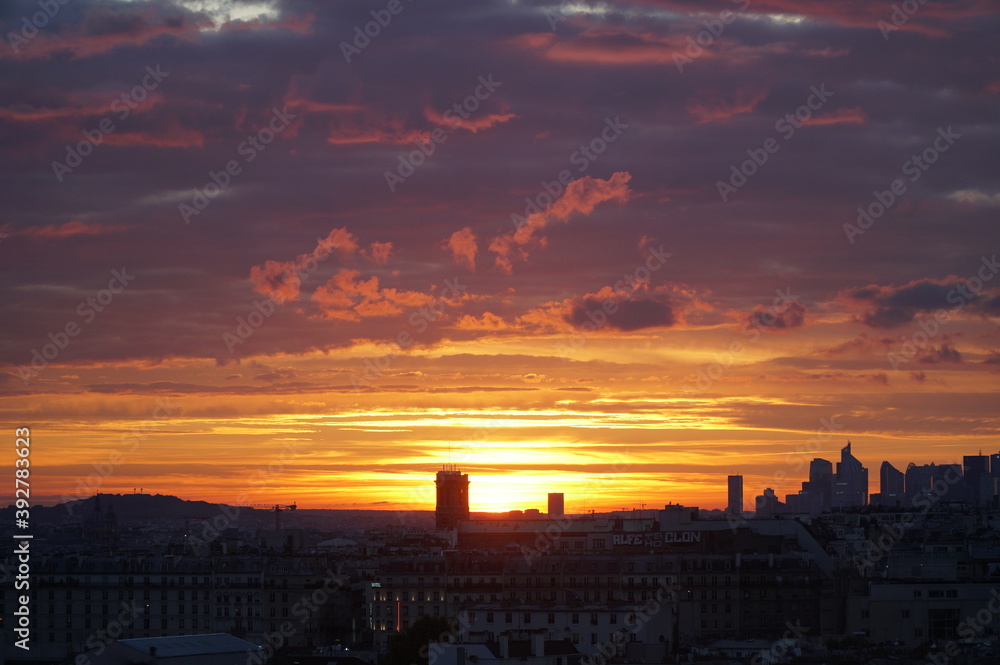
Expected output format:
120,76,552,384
103,122,205,148
452,312,511,331
423,107,517,133
518,29,686,65
489,172,632,273
17,220,127,240
249,227,360,302
445,227,478,272
803,107,866,126
249,260,304,304
363,241,394,266
686,87,768,124
312,269,435,321
326,113,430,145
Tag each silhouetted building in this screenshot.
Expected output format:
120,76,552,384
755,488,784,516
905,462,964,505
548,492,565,517
84,493,120,549
904,462,934,502
964,454,992,506
872,461,905,507
727,475,743,515
833,442,868,508
786,459,833,515
435,465,470,529
809,458,834,512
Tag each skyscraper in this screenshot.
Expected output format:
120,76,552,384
548,492,565,517
808,458,834,513
833,442,868,508
435,465,470,529
755,487,783,516
727,475,743,515
874,460,905,507
963,454,991,506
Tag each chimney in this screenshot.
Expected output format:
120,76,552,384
532,633,544,658
499,635,509,659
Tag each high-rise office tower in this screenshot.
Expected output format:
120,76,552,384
727,475,743,515
833,442,868,508
874,460,905,506
964,454,991,506
548,492,565,517
809,458,834,513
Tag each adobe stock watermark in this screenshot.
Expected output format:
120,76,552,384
843,126,960,244
187,440,306,555
6,0,72,53
384,74,502,192
422,613,474,665
178,106,296,224
749,621,808,665
852,462,962,575
223,242,334,354
521,450,632,562
877,0,930,40
62,398,179,512
17,268,136,384
390,418,499,527
51,65,169,182
340,0,413,63
554,246,672,357
672,0,751,73
924,588,1000,665
510,116,629,231
727,416,844,532
247,568,350,665
75,601,145,664
717,84,833,202
581,583,678,665
684,287,799,394
350,277,468,387
885,254,998,370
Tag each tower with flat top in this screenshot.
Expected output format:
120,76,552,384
435,465,469,529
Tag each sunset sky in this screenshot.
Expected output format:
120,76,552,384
2,0,998,514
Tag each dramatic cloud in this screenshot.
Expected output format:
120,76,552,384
363,241,394,267
423,107,517,134
566,295,676,332
747,300,806,332
919,344,962,365
0,0,997,509
445,227,478,272
843,278,1000,329
489,172,632,273
686,87,768,124
249,227,360,303
311,269,435,321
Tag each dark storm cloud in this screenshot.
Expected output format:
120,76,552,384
747,300,806,331
845,277,1000,329
918,344,962,365
566,295,676,331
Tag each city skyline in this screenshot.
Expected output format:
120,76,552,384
1,0,998,515
17,439,1000,516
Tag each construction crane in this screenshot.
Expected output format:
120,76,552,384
273,503,296,530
